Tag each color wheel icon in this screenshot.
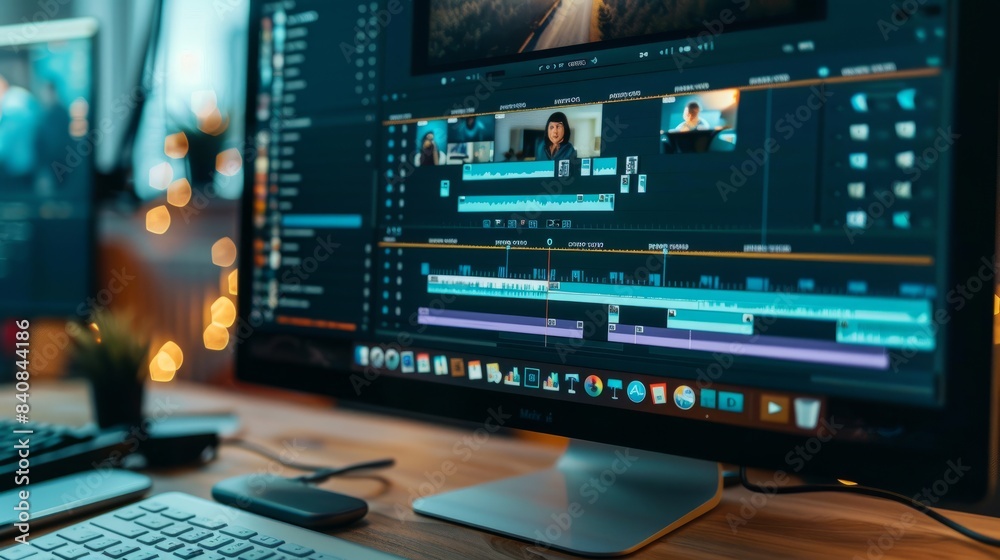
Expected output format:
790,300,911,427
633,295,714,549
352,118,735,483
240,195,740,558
584,375,603,397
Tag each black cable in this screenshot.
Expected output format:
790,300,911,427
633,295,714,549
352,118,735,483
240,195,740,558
739,466,1000,548
220,438,394,483
291,458,396,484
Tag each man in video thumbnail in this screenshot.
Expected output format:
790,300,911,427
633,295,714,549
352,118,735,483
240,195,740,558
420,131,441,166
536,111,576,161
672,101,710,132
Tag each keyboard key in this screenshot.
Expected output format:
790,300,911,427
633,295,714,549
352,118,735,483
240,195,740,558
247,537,282,549
31,536,68,552
123,552,157,560
138,503,169,513
160,511,195,522
237,551,273,560
275,546,311,559
154,543,183,553
137,536,165,547
161,525,193,538
306,555,345,560
113,509,146,522
58,528,103,544
135,518,173,531
216,543,253,558
218,528,255,540
188,518,226,531
91,519,148,539
54,547,89,560
0,547,38,560
102,545,139,559
196,538,233,551
85,539,121,552
178,531,212,544
172,548,203,560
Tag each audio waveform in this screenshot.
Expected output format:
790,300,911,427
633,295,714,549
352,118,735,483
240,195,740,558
592,157,619,176
457,194,616,213
462,161,555,181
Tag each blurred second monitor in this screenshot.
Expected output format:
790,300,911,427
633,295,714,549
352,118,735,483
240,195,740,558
0,18,97,319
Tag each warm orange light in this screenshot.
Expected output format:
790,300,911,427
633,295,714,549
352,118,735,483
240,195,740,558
228,269,238,295
146,206,171,234
164,132,189,159
149,162,173,190
994,294,999,316
149,345,179,383
89,322,102,344
156,352,176,371
203,323,230,351
167,178,192,207
211,297,237,327
158,341,184,370
215,148,243,177
837,479,858,486
212,237,237,267
198,109,228,136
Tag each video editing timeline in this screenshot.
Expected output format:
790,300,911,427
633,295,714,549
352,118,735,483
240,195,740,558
245,0,956,431
376,70,944,384
353,342,826,435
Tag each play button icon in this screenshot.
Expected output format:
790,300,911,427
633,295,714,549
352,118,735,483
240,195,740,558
760,395,790,423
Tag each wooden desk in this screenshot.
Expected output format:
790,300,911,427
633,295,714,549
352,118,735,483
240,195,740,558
21,381,1000,559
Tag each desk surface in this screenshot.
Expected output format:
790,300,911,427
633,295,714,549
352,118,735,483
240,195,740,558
21,380,1000,559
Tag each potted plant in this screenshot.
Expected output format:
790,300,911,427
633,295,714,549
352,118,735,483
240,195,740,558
69,310,150,429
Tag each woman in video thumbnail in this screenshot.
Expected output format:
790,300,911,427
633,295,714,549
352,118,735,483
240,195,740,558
536,111,576,161
420,131,441,166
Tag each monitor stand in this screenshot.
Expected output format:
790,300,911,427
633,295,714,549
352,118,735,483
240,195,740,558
412,440,722,557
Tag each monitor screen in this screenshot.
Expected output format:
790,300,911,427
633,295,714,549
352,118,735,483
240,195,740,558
238,0,997,500
0,18,97,317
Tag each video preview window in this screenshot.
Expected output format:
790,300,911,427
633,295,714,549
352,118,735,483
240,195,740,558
413,105,603,167
417,1,823,73
660,89,740,154
494,105,602,161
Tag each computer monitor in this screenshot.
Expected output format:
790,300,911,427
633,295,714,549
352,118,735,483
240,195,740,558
237,1,999,555
0,17,98,371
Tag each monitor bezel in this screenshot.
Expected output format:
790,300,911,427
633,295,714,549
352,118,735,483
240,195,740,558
237,0,998,504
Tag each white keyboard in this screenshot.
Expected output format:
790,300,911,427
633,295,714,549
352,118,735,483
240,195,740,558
0,493,405,560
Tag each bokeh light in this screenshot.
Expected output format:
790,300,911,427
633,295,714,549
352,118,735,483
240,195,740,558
212,237,237,267
215,148,243,176
210,297,236,327
149,162,173,190
203,323,229,351
146,206,171,234
164,132,190,159
167,178,192,207
159,341,184,370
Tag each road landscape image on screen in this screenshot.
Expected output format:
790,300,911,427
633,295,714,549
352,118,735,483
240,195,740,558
426,0,807,68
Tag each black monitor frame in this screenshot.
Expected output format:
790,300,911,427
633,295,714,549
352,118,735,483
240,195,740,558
237,1,1000,505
